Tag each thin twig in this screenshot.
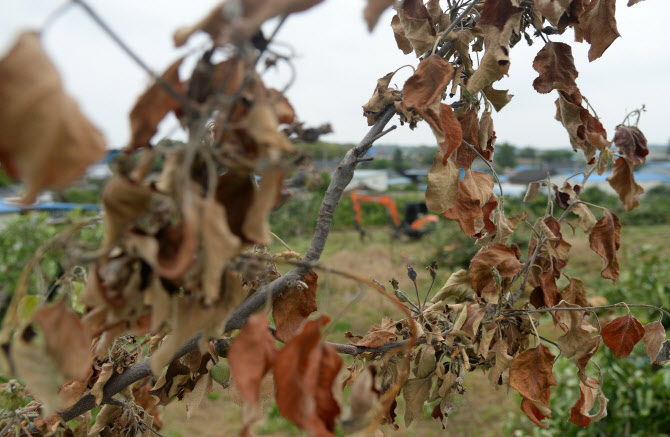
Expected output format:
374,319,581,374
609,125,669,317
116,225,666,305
70,0,195,113
504,303,670,320
432,0,480,55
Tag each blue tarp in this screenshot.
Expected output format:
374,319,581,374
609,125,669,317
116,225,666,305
0,199,99,214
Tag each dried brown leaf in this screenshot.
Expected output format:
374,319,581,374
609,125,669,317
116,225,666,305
579,0,620,61
588,209,621,281
469,243,523,300
642,321,665,363
127,57,184,151
0,32,105,204
601,313,645,358
229,313,278,405
607,157,644,212
532,42,579,94
425,152,459,213
613,125,648,166
273,270,319,342
509,343,557,406
275,316,342,436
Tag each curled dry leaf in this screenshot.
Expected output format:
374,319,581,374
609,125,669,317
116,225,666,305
613,125,648,166
363,0,394,31
391,0,437,56
0,31,105,204
425,151,459,213
398,55,462,160
601,313,645,358
569,379,608,427
228,313,278,405
536,0,568,27
521,397,550,428
363,70,402,126
509,343,557,407
523,182,541,203
273,270,319,342
430,269,473,305
588,209,621,281
469,243,523,301
174,0,325,47
32,299,92,381
465,0,523,96
101,175,153,249
642,321,665,363
11,300,93,414
274,316,343,436
202,197,242,305
579,0,620,62
242,169,284,244
532,42,579,95
607,157,644,212
127,57,185,152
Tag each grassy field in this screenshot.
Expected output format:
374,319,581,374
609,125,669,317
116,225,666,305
160,219,670,437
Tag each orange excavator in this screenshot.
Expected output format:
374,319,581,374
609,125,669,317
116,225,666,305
350,190,439,239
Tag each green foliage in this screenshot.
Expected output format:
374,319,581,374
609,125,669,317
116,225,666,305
0,211,102,318
61,187,101,204
294,141,350,161
0,167,11,188
494,143,517,169
505,246,670,436
506,347,670,437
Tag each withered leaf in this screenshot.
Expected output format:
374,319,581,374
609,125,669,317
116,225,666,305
469,243,523,300
442,179,483,236
101,175,153,249
532,42,579,95
402,377,432,427
275,316,342,436
489,339,514,386
229,313,278,405
601,313,645,358
521,397,550,428
241,169,284,244
0,31,105,204
509,343,557,406
569,379,608,427
399,56,462,159
536,0,569,26
202,197,242,305
127,57,185,151
613,125,648,166
430,269,473,304
175,0,325,47
642,321,665,363
478,0,525,31
273,270,319,342
482,85,514,112
579,0,620,61
32,299,92,381
656,340,670,364
392,0,437,56
608,157,644,212
364,0,394,31
588,209,621,281
425,152,459,213
524,182,541,203
363,70,402,126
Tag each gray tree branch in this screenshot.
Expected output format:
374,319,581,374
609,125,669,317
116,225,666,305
59,105,397,422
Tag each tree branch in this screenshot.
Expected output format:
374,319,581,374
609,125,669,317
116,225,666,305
224,104,397,332
60,105,398,422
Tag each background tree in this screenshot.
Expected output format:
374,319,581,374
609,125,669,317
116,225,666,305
493,142,517,169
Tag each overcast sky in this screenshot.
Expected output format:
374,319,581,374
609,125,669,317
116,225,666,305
2,0,669,150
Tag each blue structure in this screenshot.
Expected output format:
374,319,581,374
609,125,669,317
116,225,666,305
0,199,99,214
